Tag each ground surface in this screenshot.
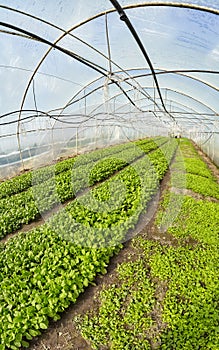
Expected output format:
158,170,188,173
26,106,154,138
22,143,219,350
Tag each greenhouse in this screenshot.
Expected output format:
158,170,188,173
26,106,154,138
0,1,218,349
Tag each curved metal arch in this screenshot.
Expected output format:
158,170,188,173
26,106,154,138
158,100,215,130
0,22,110,76
145,104,219,121
53,74,164,123
0,21,147,164
15,2,219,109
0,109,52,123
44,75,216,137
142,86,218,132
34,1,219,130
110,0,167,114
114,96,210,128
88,84,217,132
3,32,218,109
72,77,218,120
2,1,219,168
123,68,219,95
0,5,122,74
114,99,214,139
148,95,217,139
92,76,219,122
55,67,219,117
1,7,156,106
0,108,131,128
16,1,219,131
163,86,217,115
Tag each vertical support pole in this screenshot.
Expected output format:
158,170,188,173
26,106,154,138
76,127,78,155
95,115,97,149
84,88,86,116
153,79,156,112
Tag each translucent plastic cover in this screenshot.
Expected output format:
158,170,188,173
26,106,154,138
0,1,219,175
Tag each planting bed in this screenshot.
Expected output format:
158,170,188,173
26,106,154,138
0,137,218,350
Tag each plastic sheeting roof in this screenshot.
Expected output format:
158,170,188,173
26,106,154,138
0,1,219,162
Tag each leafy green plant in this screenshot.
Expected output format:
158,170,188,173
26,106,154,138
150,244,219,350
75,138,219,350
0,137,173,239
156,192,219,244
0,137,177,348
75,258,155,350
150,138,219,349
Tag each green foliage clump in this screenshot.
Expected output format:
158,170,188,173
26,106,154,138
150,244,219,350
74,138,219,350
0,137,177,349
186,173,219,199
156,192,219,245
171,138,219,199
75,258,155,350
172,157,215,180
0,137,172,240
152,138,219,349
0,226,119,350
